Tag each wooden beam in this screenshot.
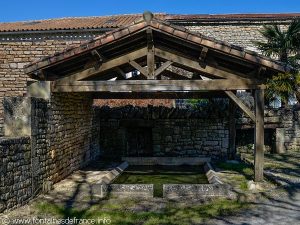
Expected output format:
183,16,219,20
254,89,265,182
225,91,256,122
155,47,254,81
92,91,227,99
147,29,155,79
154,61,173,77
57,47,147,83
52,79,265,93
129,60,148,77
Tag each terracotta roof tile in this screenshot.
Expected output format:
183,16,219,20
24,16,290,75
0,13,300,32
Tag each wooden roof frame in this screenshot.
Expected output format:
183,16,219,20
25,12,288,182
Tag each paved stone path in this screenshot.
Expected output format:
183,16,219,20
206,185,300,225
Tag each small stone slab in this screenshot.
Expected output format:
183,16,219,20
163,184,230,199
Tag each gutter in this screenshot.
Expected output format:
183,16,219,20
0,27,113,36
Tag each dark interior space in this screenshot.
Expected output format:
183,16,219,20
236,128,276,153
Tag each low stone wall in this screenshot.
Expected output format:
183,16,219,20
163,162,229,199
99,106,229,159
108,184,154,198
163,184,230,199
123,157,210,166
0,137,31,212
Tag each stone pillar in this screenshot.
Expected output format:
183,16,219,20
275,128,286,153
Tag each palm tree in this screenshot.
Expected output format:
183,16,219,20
255,20,300,107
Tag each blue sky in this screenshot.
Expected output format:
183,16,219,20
0,0,300,22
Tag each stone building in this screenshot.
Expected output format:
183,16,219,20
1,13,300,212
0,13,300,135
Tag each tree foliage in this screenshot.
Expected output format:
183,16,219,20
254,20,300,106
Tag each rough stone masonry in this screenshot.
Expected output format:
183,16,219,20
0,93,101,212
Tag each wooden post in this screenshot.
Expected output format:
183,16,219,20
147,29,155,79
228,99,237,159
254,89,264,182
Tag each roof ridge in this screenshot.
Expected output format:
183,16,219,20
166,12,300,16
0,13,167,24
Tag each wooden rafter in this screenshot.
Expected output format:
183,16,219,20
90,50,126,79
57,47,147,83
155,47,256,81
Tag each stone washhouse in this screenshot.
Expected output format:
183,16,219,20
1,12,300,212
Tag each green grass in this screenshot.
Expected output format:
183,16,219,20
113,165,208,197
35,198,249,225
217,162,253,178
216,162,254,191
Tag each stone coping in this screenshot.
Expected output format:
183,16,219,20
163,184,230,199
122,157,211,166
94,159,230,199
204,162,223,184
99,161,128,185
108,184,154,198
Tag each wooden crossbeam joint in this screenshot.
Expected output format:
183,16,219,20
225,90,256,122
154,61,173,77
129,60,148,77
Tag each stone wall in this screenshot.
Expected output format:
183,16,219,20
0,39,93,135
273,108,300,152
0,137,31,212
184,21,289,52
48,93,100,183
236,106,300,153
98,106,229,159
0,93,101,212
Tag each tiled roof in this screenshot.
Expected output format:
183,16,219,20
1,13,300,32
24,15,289,75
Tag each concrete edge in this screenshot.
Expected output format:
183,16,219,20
122,157,211,166
204,162,223,185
